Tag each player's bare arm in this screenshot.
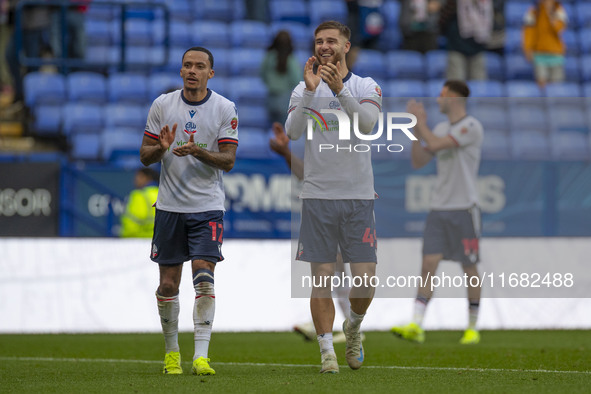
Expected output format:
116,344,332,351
140,123,177,166
269,122,304,180
407,100,456,153
172,134,236,172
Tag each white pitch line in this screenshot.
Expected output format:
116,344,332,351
0,356,589,375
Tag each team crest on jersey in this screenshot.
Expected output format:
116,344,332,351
374,85,382,97
231,117,238,130
328,100,341,109
184,121,197,134
461,127,468,134
189,109,196,118
151,243,158,258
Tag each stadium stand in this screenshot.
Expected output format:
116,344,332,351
10,0,591,163
67,72,108,104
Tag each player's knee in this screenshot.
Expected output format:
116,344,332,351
193,269,215,296
158,280,179,297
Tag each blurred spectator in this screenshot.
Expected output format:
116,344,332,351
439,0,493,81
523,0,567,88
260,30,302,125
120,168,159,238
346,0,384,68
399,0,443,54
5,0,52,104
50,1,87,61
0,0,12,97
486,0,506,56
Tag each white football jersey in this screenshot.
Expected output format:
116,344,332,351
430,115,483,210
144,89,238,213
285,72,382,200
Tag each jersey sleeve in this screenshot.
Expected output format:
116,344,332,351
449,118,484,148
359,77,382,112
144,97,161,140
217,101,239,146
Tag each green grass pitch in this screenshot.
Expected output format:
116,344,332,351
0,330,589,393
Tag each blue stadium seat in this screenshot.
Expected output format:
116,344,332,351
387,80,426,99
32,104,62,135
148,72,182,101
562,30,579,56
108,73,149,103
504,28,522,54
426,79,445,97
123,46,153,70
104,103,147,130
164,0,193,22
207,76,229,98
548,106,588,134
550,132,589,160
295,50,312,68
584,82,591,98
211,48,231,76
506,80,542,98
576,2,591,28
545,82,582,98
23,72,66,107
192,21,231,48
581,55,591,82
70,133,102,161
235,128,272,159
377,26,402,51
125,19,152,46
353,50,386,80
561,3,576,29
425,50,447,79
62,103,105,135
85,2,116,21
485,51,504,81
564,56,580,82
270,22,312,51
85,45,119,66
229,77,268,106
381,0,401,26
505,2,531,28
230,21,270,49
269,1,310,25
508,103,548,133
470,105,508,131
481,130,511,160
468,80,505,98
238,105,269,129
386,51,425,80
505,54,534,80
150,46,185,73
579,28,591,54
229,48,265,76
510,130,551,160
100,127,140,161
194,0,235,22
67,72,108,104
309,0,348,26
168,21,191,47
85,19,113,46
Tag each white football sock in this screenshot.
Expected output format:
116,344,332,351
156,292,180,353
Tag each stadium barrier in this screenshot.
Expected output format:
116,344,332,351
1,238,589,333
